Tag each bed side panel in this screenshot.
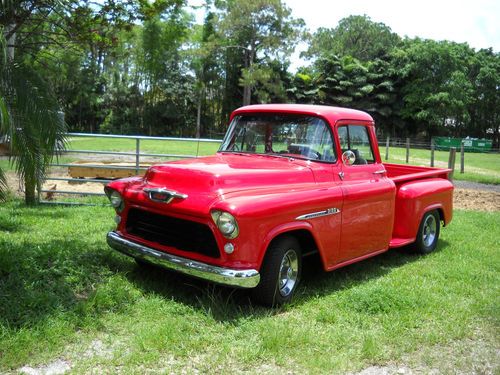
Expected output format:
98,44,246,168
393,178,453,240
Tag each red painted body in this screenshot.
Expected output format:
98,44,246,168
107,104,453,273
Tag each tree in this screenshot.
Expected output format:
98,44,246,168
304,15,400,62
291,54,398,134
467,49,500,146
392,39,476,137
0,33,67,204
216,0,305,105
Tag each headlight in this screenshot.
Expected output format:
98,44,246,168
211,210,239,239
109,191,122,208
105,187,124,213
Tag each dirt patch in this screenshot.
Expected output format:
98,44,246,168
352,327,499,375
453,188,500,212
18,359,71,375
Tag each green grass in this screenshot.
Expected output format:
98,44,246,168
0,202,498,373
67,136,221,157
384,146,500,184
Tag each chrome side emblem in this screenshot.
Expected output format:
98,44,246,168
296,208,340,220
144,188,188,204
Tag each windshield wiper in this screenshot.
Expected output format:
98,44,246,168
219,150,253,156
261,153,296,160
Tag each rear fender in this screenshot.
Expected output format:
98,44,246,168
393,178,453,240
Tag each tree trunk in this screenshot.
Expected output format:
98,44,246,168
243,85,251,106
5,25,16,60
24,174,37,205
242,48,251,106
196,87,204,139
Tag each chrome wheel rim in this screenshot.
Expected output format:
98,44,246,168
422,214,437,247
278,249,299,297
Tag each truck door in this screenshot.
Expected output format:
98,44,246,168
335,122,395,263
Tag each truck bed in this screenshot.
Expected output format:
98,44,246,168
384,163,454,249
383,163,451,184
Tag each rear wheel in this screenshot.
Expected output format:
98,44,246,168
252,236,302,307
413,210,440,254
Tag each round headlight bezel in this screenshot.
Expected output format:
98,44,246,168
105,188,124,213
211,210,239,239
109,191,122,208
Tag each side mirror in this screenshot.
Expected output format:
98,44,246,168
342,150,356,166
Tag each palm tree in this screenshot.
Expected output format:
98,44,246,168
0,32,67,204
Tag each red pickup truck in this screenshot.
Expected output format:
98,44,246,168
105,104,453,306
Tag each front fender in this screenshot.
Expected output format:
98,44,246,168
256,221,320,267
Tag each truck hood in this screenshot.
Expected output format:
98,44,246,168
143,153,315,196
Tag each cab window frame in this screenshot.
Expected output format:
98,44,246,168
336,123,376,165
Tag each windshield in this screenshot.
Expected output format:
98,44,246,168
219,114,336,162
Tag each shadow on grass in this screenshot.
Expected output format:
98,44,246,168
0,204,127,330
0,239,129,330
122,239,451,322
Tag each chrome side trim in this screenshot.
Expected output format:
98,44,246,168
296,208,340,220
143,188,188,203
106,232,260,288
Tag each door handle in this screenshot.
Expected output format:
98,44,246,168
338,171,344,180
373,170,386,175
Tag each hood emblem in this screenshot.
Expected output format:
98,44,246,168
144,188,188,204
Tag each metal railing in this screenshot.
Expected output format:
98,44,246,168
39,133,222,205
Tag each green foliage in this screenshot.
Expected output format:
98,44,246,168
288,54,399,133
391,39,477,137
217,0,305,105
304,15,401,61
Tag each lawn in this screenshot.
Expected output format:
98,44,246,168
0,202,498,373
383,146,500,184
67,136,221,157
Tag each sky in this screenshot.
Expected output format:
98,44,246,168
189,0,499,70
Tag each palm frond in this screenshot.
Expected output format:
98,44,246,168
0,32,67,203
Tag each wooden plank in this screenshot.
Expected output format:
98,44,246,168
68,161,153,179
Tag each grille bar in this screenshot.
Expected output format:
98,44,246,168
126,208,220,258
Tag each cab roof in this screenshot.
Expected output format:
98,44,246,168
230,104,374,124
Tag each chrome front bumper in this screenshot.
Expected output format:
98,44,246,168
106,232,260,288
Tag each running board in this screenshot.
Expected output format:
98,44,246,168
389,237,415,248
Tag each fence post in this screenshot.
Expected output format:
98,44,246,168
406,138,410,163
385,136,389,161
448,147,456,180
135,138,140,175
430,139,435,167
460,142,465,174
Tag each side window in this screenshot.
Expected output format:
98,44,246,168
338,125,375,165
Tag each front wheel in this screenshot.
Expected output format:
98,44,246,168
413,210,440,254
251,236,302,307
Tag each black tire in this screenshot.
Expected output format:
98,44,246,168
413,210,440,254
251,236,302,307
